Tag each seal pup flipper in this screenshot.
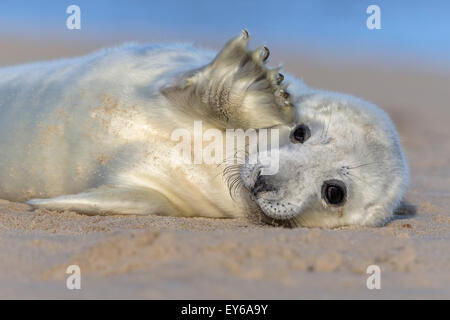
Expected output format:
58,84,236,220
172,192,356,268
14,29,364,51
26,186,177,216
162,30,296,129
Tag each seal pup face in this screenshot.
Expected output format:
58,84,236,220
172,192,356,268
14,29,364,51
241,92,409,228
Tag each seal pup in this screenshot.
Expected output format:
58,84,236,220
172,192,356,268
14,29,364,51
0,31,409,227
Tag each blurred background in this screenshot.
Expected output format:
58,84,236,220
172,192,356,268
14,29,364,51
1,0,449,70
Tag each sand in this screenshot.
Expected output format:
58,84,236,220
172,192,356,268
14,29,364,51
0,39,449,299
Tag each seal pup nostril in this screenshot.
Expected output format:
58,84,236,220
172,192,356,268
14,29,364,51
252,174,276,196
252,174,264,195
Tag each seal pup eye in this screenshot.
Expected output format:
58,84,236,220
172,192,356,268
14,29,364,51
321,179,346,206
290,124,311,144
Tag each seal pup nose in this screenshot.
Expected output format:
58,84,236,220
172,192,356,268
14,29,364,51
252,173,276,197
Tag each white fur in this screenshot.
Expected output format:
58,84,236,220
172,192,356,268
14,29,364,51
0,32,409,227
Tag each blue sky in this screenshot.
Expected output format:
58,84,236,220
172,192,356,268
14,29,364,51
1,0,449,67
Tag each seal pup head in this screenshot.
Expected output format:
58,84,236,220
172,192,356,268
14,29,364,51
241,91,409,228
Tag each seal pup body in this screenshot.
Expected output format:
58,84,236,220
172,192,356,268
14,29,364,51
0,32,409,227
0,33,294,218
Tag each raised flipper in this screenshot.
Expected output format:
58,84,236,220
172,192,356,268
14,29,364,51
26,185,178,216
161,30,296,129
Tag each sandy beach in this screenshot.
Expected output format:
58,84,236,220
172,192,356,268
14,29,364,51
0,39,449,299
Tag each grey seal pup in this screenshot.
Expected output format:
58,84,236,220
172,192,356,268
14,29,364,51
0,31,408,227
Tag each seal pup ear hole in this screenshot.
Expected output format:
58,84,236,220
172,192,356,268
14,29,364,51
321,179,347,207
290,124,311,144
